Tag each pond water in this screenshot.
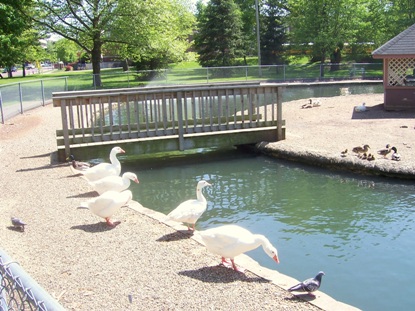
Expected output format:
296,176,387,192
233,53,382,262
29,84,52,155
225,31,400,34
122,149,415,311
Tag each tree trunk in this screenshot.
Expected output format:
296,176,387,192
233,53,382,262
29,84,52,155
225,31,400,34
91,37,102,87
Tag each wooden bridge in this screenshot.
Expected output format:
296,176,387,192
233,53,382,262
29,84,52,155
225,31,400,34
53,83,285,161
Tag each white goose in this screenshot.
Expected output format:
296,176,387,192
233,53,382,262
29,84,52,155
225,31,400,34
80,190,132,227
89,172,139,195
80,146,125,182
199,224,279,273
165,180,211,231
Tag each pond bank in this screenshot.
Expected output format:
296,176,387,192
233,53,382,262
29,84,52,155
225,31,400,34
258,93,415,179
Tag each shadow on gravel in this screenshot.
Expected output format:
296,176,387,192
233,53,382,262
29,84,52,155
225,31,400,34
67,191,97,199
70,222,115,233
156,231,193,242
284,294,316,302
178,265,270,283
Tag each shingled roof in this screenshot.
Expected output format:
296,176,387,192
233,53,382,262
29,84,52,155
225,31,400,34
372,23,415,58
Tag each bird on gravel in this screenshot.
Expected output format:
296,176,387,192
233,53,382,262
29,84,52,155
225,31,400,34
288,271,325,297
377,144,391,158
352,144,370,154
391,147,401,161
11,217,26,232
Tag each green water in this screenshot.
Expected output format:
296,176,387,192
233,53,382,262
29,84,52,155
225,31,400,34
121,149,415,311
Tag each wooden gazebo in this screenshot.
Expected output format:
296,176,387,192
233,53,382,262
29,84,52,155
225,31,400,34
372,23,415,110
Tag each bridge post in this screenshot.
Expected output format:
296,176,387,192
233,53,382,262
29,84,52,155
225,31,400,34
60,99,71,158
176,91,184,150
277,86,284,140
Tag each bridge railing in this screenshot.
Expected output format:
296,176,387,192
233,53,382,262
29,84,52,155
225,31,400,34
53,83,284,160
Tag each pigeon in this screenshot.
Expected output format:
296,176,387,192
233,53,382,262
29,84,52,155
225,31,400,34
11,217,27,231
288,271,325,296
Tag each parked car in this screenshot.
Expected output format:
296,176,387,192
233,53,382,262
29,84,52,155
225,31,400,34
26,64,36,70
2,66,17,72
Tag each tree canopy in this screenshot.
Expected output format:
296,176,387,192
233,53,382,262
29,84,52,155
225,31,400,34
31,0,194,84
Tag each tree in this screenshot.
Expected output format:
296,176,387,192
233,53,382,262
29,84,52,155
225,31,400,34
194,0,244,67
0,0,37,77
260,0,287,65
287,0,365,67
31,0,194,86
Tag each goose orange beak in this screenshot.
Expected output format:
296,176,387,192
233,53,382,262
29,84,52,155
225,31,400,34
273,255,280,264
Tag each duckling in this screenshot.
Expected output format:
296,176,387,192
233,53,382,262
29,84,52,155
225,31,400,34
352,144,370,154
340,149,348,157
391,147,401,161
377,144,391,158
367,154,375,161
360,152,368,160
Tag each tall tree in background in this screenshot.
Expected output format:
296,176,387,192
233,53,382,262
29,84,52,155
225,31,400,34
260,0,287,65
288,0,364,67
194,0,243,67
32,0,194,86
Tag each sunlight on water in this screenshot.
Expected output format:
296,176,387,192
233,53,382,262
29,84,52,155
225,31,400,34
123,150,415,311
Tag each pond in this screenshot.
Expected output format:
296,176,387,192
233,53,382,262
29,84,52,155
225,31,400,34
121,149,415,311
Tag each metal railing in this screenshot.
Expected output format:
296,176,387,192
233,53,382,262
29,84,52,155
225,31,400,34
0,248,65,311
0,77,68,124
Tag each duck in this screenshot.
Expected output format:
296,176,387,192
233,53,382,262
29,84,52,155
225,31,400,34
66,154,92,175
80,190,132,227
377,144,391,158
391,147,401,161
354,102,367,112
340,149,348,157
367,153,375,161
80,146,125,182
89,172,139,195
165,180,211,231
198,224,279,273
288,271,325,297
352,144,370,154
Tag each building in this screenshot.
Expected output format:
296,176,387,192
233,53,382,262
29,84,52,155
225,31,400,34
372,23,415,110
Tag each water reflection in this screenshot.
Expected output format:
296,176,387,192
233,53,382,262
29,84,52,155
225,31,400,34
124,149,415,311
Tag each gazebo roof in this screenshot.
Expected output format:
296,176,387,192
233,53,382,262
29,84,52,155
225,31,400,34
372,23,415,58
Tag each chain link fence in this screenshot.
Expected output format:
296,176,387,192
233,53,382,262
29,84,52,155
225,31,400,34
0,249,65,311
0,77,68,124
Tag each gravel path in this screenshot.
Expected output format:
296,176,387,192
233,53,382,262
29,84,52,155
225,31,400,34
0,105,331,310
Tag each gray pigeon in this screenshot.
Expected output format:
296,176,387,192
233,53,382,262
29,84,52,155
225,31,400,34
11,217,26,231
288,271,325,296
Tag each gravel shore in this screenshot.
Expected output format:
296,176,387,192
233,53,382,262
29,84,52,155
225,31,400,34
1,93,402,310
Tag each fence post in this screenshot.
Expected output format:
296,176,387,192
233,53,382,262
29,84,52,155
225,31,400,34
18,83,23,114
41,80,45,106
0,90,4,124
65,76,68,91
